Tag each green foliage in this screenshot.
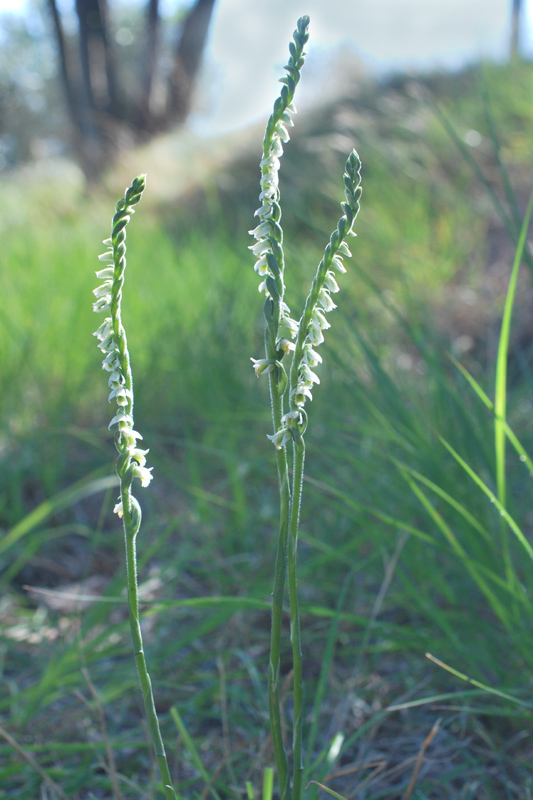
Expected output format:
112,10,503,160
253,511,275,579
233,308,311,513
3,48,533,800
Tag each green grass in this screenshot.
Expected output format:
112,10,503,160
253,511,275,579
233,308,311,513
2,59,533,798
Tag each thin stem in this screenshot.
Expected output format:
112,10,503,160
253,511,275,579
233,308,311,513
267,364,291,800
122,481,176,800
288,435,305,800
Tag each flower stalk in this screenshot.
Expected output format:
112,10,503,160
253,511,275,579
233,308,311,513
250,18,361,800
249,17,310,800
93,175,176,800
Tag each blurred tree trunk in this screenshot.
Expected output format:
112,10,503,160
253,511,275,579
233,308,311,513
510,0,523,59
167,0,216,123
46,0,216,180
138,0,160,130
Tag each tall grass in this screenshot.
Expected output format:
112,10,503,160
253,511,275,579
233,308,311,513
2,41,533,799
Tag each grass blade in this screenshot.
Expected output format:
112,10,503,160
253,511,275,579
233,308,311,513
170,706,221,800
440,436,533,562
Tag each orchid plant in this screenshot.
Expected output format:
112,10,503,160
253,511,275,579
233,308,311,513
250,16,362,800
93,175,177,800
90,17,361,800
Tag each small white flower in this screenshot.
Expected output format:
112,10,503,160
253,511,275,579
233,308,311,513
259,186,278,202
254,256,270,276
249,239,271,257
311,309,331,331
330,255,347,273
337,242,352,257
302,345,322,367
109,411,134,430
267,427,292,450
251,358,275,377
95,267,114,280
277,338,296,354
255,205,274,220
307,326,324,346
93,281,113,299
292,383,313,406
300,364,320,385
276,123,290,143
98,251,114,263
324,271,340,293
118,426,144,443
317,288,337,312
132,448,149,466
134,465,153,487
279,316,299,337
102,351,120,371
260,155,280,170
108,385,132,404
108,369,124,387
94,318,113,340
92,297,110,314
270,138,284,156
113,500,124,518
281,409,302,426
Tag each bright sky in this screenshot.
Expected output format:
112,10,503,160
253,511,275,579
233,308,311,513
2,0,531,133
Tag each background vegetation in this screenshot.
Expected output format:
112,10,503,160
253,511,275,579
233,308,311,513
2,55,533,798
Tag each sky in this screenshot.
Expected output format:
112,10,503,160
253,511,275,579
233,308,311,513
199,0,519,132
1,0,531,133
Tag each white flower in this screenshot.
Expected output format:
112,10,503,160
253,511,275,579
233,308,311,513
337,242,352,257
95,267,114,280
330,255,347,273
270,138,284,156
108,385,131,406
93,281,113,299
113,500,124,518
307,326,324,346
276,123,290,143
92,297,110,314
251,358,275,377
292,384,313,406
249,239,271,257
94,318,113,340
132,448,149,466
277,338,296,354
317,288,337,312
102,351,121,371
254,256,270,276
134,465,153,487
260,155,280,170
97,335,116,354
267,427,292,449
109,411,134,430
311,309,331,331
324,271,340,293
281,409,302,426
279,316,299,338
302,345,322,367
300,364,320,385
117,426,144,443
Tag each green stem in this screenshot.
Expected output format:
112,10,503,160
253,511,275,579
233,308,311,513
267,371,291,800
288,435,305,800
122,481,177,800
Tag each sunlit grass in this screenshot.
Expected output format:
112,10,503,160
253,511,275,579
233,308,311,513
2,58,533,797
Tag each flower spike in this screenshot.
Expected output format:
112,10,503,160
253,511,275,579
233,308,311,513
92,174,152,498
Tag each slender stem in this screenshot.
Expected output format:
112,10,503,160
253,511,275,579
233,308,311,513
288,435,305,800
267,369,291,800
122,481,176,800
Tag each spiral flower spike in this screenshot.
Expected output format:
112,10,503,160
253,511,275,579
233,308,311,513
93,175,177,800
